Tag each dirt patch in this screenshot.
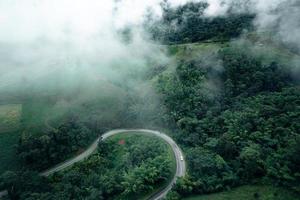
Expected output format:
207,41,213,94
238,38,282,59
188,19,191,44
118,139,125,145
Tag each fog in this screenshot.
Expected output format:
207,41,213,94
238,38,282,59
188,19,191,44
0,0,206,131
3,0,298,93
1,0,299,120
203,0,300,53
0,0,195,94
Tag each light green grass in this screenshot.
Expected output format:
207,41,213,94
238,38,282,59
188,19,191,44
168,42,225,58
107,132,177,200
0,104,21,133
184,185,300,200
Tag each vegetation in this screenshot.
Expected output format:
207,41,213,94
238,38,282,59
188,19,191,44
157,42,300,199
0,104,22,174
0,130,22,174
182,185,300,200
0,77,129,174
16,117,97,171
0,104,21,133
0,133,175,200
148,2,254,44
1,1,300,200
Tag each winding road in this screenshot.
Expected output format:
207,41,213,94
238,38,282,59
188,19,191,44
0,129,186,200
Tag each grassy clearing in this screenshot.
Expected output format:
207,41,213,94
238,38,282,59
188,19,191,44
184,185,300,200
167,42,225,58
0,104,21,133
106,132,177,200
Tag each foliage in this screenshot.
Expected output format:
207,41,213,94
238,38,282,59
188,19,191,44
182,185,300,200
157,43,300,197
0,170,51,200
147,2,255,44
1,134,175,200
16,117,97,170
0,104,21,133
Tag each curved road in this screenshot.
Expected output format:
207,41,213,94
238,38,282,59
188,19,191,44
0,129,186,200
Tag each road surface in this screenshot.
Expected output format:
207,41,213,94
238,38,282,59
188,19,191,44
0,129,186,200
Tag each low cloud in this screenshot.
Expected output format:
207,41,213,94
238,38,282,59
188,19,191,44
202,0,300,53
0,0,177,92
1,0,299,93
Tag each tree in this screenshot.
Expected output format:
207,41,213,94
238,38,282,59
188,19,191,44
0,171,18,199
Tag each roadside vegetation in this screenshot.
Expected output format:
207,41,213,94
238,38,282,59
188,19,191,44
158,40,300,200
183,185,300,200
17,117,97,171
0,133,176,200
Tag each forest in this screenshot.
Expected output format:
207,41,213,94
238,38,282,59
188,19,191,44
1,134,174,200
0,1,300,200
147,2,255,44
157,43,300,199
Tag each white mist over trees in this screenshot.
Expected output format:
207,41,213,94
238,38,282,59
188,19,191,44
1,0,299,92
203,0,300,52
0,0,191,93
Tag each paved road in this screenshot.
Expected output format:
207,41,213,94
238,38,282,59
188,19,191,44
0,129,186,200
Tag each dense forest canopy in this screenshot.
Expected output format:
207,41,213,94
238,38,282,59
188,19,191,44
147,2,255,44
158,43,300,198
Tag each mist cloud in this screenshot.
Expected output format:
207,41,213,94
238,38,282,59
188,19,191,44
0,0,198,93
202,0,300,53
1,0,299,93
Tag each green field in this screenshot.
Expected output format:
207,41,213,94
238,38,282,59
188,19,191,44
167,42,224,58
184,185,300,200
0,104,21,133
106,132,177,200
